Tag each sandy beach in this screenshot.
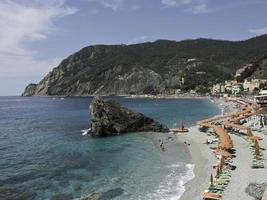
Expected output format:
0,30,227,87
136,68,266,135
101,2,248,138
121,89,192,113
178,99,267,200
178,126,217,200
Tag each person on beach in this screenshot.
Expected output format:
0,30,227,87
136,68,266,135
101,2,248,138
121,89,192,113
159,139,165,151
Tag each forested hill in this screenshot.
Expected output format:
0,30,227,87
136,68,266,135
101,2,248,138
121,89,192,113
22,34,267,96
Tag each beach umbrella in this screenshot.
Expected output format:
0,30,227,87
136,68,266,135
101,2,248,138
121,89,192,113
255,140,259,149
247,129,253,136
210,173,214,187
255,140,260,159
219,157,225,172
260,116,264,128
216,166,220,178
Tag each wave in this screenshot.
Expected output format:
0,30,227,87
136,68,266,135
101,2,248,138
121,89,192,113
143,163,195,200
176,164,195,199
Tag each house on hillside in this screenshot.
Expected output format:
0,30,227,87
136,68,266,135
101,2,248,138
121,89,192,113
196,71,206,75
234,64,253,78
187,58,197,62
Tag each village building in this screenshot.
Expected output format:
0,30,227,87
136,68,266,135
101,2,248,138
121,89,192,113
255,89,267,108
187,58,197,62
231,83,242,95
224,80,237,93
243,79,267,92
234,64,253,78
211,83,225,94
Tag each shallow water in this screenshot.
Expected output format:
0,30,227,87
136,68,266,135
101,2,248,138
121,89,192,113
0,96,219,200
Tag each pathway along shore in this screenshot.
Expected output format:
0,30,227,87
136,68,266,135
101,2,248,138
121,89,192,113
196,98,266,200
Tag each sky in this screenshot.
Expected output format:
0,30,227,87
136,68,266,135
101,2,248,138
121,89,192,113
1,0,267,95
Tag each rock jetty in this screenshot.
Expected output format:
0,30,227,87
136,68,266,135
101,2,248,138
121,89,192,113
89,96,169,136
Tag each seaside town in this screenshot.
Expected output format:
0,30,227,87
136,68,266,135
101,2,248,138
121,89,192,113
202,63,267,97
211,65,267,96
2,1,267,200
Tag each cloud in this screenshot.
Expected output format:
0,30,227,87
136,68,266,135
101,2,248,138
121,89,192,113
161,0,193,7
0,0,77,80
187,2,209,14
248,27,267,35
98,0,125,11
0,54,61,78
87,0,141,11
161,0,210,14
127,36,148,45
87,0,125,11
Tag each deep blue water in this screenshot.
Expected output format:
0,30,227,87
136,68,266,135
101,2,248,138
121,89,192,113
0,97,219,200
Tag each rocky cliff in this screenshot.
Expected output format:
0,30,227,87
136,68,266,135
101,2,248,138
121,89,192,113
89,96,169,136
22,35,267,96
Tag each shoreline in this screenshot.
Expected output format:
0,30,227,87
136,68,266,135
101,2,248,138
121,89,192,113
20,94,210,99
178,97,267,200
124,94,209,99
177,97,238,200
178,126,217,200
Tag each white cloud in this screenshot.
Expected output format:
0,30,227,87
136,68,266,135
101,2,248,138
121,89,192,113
99,0,125,11
87,0,141,11
0,54,61,78
186,1,210,14
88,0,126,11
127,36,148,45
0,0,77,80
248,27,267,35
161,0,210,14
161,0,193,7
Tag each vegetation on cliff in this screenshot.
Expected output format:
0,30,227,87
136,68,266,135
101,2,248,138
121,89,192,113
22,34,267,96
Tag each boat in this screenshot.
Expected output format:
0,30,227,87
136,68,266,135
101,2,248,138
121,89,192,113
170,120,189,133
81,128,91,136
170,128,189,133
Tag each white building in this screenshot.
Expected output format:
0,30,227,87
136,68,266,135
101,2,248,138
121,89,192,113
232,84,242,95
187,58,197,62
255,89,267,107
235,64,253,78
259,90,267,95
243,79,267,92
211,83,225,94
224,80,237,92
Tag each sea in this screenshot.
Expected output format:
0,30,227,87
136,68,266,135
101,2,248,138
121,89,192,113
0,96,220,200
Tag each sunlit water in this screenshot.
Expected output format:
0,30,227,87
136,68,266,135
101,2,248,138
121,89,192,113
0,97,219,200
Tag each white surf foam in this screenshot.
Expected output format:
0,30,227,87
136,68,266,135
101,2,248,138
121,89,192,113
143,163,195,200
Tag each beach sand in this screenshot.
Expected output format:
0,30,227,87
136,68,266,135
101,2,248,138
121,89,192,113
223,132,267,200
178,101,267,200
178,126,217,200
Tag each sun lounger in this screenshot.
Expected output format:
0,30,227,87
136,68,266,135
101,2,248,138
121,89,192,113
202,192,222,200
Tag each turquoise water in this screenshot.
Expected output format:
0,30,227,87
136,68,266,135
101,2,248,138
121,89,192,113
0,97,220,200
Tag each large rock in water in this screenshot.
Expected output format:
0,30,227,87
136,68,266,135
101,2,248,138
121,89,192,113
89,96,169,136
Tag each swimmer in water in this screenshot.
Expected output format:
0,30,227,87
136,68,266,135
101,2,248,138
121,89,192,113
159,139,165,151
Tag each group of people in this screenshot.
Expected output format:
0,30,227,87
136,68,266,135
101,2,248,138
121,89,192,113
159,138,190,152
